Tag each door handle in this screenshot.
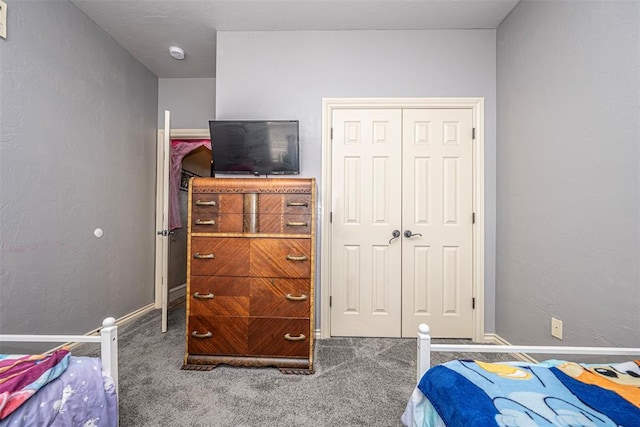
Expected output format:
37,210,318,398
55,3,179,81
404,230,423,238
389,230,401,244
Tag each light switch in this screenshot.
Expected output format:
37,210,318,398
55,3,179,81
0,1,6,39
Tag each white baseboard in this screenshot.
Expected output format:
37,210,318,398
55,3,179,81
483,332,499,344
169,283,187,302
113,303,157,327
311,329,539,364
484,332,539,363
60,303,157,352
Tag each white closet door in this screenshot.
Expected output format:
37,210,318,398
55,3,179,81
401,108,474,338
330,107,474,338
330,109,403,337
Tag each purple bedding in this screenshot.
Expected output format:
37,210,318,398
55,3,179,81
0,356,117,427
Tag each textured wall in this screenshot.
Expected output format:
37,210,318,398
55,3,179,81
158,78,216,129
157,78,216,292
0,1,158,346
496,1,640,347
216,30,498,332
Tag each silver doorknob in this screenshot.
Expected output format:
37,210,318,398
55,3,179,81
404,230,423,238
389,230,401,244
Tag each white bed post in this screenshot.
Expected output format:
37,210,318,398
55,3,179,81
417,324,431,382
100,317,119,396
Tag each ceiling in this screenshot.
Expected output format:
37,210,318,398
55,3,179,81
71,0,520,79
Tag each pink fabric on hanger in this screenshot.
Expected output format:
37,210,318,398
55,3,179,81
169,139,211,230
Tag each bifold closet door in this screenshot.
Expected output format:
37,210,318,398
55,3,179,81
401,108,474,338
330,109,403,337
330,108,474,338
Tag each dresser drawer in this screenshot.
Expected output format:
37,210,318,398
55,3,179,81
187,316,249,356
190,238,250,276
191,214,243,233
250,278,310,317
191,193,244,214
190,276,250,317
258,194,312,215
250,239,311,278
191,193,220,213
249,318,310,357
191,193,243,233
258,214,312,234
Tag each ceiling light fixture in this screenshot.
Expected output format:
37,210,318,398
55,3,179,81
169,46,185,60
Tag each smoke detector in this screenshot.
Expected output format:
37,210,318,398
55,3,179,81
169,46,185,60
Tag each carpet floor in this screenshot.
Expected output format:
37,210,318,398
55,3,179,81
78,304,509,426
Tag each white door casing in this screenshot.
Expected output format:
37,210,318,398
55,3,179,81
321,98,485,341
330,109,403,337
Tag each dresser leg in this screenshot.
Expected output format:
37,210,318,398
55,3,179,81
278,368,315,375
181,364,217,371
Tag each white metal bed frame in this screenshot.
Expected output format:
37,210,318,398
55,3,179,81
0,317,119,395
416,323,640,382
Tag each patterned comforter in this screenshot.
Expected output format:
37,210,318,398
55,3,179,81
0,350,116,427
402,359,640,427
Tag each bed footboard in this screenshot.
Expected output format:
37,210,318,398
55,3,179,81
0,317,119,395
416,323,640,382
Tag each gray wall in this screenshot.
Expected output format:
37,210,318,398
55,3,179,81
496,1,640,347
158,78,216,129
158,78,216,292
216,30,498,332
0,1,158,347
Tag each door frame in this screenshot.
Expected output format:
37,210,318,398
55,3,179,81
320,97,485,341
154,127,210,313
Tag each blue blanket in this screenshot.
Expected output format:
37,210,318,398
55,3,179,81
418,359,640,427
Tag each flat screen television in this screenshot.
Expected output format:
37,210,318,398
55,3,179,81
209,120,300,176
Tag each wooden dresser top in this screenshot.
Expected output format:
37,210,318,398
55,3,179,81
192,178,313,194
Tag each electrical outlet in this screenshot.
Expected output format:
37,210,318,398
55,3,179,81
0,0,6,39
551,317,563,340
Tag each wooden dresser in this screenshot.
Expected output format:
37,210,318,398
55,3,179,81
183,177,316,374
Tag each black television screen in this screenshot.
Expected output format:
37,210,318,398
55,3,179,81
209,120,300,176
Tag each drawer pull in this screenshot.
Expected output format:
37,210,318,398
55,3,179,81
287,201,308,207
195,200,216,206
191,331,213,339
193,253,215,259
195,219,216,225
285,293,308,301
286,254,308,261
286,221,308,227
284,333,306,341
193,292,215,299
